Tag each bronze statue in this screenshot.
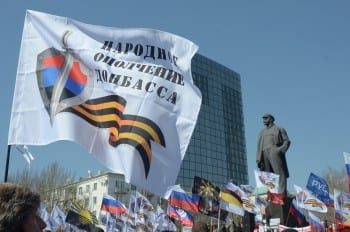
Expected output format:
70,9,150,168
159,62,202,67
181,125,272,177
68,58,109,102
256,113,290,195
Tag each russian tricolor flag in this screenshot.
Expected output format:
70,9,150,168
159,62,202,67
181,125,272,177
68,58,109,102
308,212,325,232
167,205,180,220
167,205,194,227
168,190,199,213
289,200,305,225
100,194,126,215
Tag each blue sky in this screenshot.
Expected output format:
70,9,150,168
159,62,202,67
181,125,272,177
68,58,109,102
1,1,349,192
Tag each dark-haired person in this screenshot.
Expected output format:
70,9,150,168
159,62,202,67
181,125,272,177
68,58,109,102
0,182,46,232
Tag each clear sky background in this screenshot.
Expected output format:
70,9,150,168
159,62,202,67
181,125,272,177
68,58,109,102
1,1,349,192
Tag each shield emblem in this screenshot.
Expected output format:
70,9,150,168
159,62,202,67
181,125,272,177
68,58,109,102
36,47,93,124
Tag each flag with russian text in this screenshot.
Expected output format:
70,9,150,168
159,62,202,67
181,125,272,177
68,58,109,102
308,212,325,232
101,194,127,215
344,152,350,192
8,10,201,197
294,185,327,213
306,172,333,207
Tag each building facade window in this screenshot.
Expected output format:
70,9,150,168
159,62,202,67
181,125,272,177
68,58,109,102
176,54,248,191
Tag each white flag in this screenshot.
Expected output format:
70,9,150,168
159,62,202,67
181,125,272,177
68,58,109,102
15,145,34,165
40,203,59,231
254,169,279,193
8,10,201,196
155,205,177,232
334,188,350,215
294,185,327,213
51,205,67,230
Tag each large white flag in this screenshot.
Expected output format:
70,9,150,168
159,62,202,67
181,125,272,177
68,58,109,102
8,10,201,196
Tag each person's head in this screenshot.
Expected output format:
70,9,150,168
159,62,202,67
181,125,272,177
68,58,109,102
0,183,46,232
262,113,275,126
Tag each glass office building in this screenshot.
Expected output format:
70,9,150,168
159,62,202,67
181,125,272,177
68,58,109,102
176,53,248,191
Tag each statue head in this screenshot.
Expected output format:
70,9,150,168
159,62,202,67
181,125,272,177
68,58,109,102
262,113,275,122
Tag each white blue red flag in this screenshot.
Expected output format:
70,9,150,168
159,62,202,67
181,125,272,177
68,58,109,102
8,10,201,196
168,190,199,213
289,199,305,226
167,205,193,227
101,194,127,215
167,205,180,221
308,212,325,232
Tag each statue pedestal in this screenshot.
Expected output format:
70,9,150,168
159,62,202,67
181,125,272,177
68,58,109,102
266,203,284,226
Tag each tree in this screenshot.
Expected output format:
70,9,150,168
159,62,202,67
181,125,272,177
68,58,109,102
322,167,347,192
9,161,76,211
319,167,348,224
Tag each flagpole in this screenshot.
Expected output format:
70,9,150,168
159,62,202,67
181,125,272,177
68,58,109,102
4,145,11,182
217,208,221,232
285,205,291,227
